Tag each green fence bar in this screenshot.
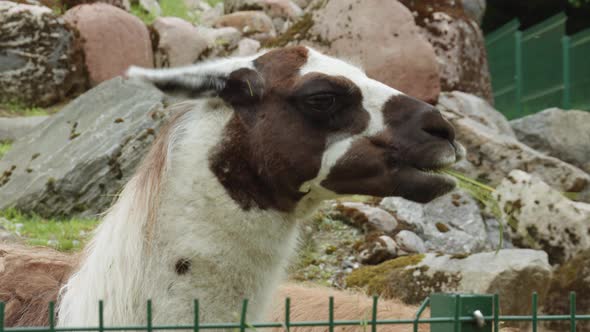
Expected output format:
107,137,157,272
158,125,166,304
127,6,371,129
570,292,577,332
193,300,199,332
485,19,520,119
1,301,5,332
48,303,55,332
98,301,104,332
239,299,248,332
532,292,538,332
146,300,152,332
328,297,334,332
284,298,290,332
493,295,499,332
568,27,590,111
371,296,378,332
514,30,523,118
414,298,429,332
562,36,572,109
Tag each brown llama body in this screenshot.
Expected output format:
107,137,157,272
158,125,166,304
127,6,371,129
0,244,77,326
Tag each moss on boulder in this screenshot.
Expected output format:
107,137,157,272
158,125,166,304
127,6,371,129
544,249,590,331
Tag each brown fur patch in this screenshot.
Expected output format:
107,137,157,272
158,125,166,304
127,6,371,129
269,283,429,332
0,244,78,327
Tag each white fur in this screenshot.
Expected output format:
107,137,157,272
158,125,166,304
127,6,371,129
58,101,299,327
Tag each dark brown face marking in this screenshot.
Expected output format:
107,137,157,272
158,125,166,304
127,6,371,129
174,258,191,275
209,46,369,212
322,94,459,203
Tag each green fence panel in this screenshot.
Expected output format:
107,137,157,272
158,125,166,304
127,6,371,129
430,294,493,332
485,19,520,119
520,13,567,116
568,28,590,111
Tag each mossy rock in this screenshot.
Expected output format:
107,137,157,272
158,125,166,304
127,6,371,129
346,254,462,304
544,249,590,331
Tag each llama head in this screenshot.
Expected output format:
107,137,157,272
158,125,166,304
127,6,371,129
127,46,465,213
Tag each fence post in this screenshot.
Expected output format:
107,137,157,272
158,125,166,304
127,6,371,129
562,36,571,109
570,292,577,332
515,31,524,117
146,300,152,332
284,298,291,332
99,300,104,332
240,299,249,332
371,296,378,332
49,302,55,332
193,300,199,332
1,302,4,332
532,293,538,332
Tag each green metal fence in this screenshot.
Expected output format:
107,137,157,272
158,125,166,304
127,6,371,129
1,292,589,332
485,13,590,119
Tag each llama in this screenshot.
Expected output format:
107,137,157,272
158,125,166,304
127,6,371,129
0,46,464,328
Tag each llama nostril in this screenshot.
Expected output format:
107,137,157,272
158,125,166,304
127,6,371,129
421,111,455,142
424,126,453,141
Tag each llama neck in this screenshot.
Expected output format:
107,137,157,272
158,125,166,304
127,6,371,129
58,102,300,326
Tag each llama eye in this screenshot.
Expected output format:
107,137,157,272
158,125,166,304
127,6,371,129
305,94,336,112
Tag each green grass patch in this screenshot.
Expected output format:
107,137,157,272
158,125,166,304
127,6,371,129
0,102,50,117
0,141,11,159
0,209,99,252
205,0,223,6
131,0,206,25
130,3,157,24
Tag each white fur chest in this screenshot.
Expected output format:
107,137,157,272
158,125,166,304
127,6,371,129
147,109,300,323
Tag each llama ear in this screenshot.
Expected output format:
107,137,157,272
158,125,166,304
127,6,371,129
219,68,265,105
125,58,264,103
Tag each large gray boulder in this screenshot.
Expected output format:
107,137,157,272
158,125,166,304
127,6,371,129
0,77,172,218
438,91,514,137
0,2,87,107
494,170,590,265
380,188,492,254
438,98,590,194
510,108,590,174
346,249,552,315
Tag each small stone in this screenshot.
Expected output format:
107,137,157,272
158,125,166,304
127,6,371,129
213,11,276,38
394,230,426,254
358,235,398,265
234,38,261,56
153,17,209,67
332,202,398,234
